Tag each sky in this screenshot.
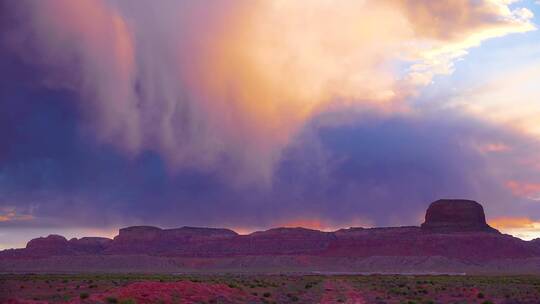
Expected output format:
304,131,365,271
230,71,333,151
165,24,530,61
1,0,540,249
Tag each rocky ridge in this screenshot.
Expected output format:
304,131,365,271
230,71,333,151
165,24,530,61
2,199,540,273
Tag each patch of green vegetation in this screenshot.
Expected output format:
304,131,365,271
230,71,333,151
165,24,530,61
6,273,540,303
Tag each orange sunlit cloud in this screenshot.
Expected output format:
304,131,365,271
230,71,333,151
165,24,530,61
478,143,512,153
0,208,33,222
489,216,540,240
278,219,340,232
11,0,535,183
4,0,540,252
505,180,540,200
450,61,540,140
490,216,536,229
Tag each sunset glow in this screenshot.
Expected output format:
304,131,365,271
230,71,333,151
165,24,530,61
1,0,540,249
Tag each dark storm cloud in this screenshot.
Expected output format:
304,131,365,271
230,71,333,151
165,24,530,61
2,44,539,232
270,109,536,228
2,0,534,187
1,0,540,240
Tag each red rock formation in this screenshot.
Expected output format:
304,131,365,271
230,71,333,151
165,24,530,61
3,199,540,272
68,237,112,254
19,235,113,257
25,235,71,255
421,199,499,233
105,226,238,255
213,227,337,256
328,227,533,260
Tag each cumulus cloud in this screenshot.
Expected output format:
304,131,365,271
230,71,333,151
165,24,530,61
397,0,535,84
2,65,540,243
506,180,540,200
452,60,540,137
3,0,534,184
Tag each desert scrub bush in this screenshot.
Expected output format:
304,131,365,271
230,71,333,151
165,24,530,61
477,292,485,299
286,293,299,302
79,292,89,299
106,296,119,303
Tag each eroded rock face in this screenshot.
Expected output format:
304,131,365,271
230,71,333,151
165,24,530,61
222,228,336,255
114,226,237,241
26,235,68,248
10,199,540,267
421,199,499,233
24,235,113,256
163,226,238,239
69,237,112,254
105,226,239,254
26,235,70,255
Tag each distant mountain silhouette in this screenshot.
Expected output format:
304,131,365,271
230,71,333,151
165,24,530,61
3,199,540,274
